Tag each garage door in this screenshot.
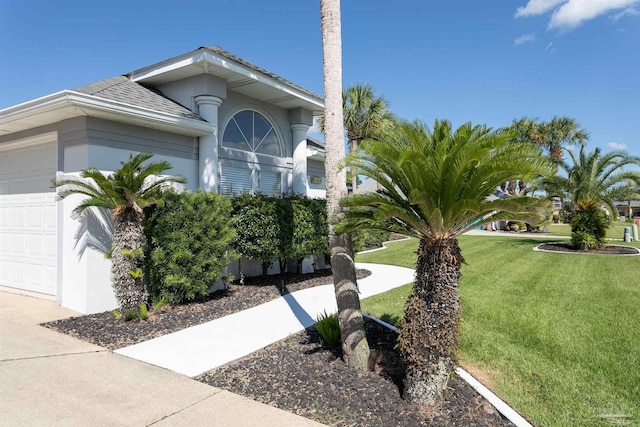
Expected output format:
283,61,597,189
0,137,57,295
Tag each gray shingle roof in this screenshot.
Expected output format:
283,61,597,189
204,46,322,101
74,76,204,121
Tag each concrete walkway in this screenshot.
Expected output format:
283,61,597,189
116,263,415,377
0,291,323,427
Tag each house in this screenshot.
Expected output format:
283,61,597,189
0,46,326,314
615,200,640,221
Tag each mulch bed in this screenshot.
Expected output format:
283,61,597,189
43,265,515,426
537,242,639,255
197,318,513,427
42,269,371,350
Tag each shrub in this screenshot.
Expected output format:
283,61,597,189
232,195,329,276
290,197,329,273
315,310,341,347
144,190,236,304
232,194,282,276
570,199,609,249
352,229,391,252
571,231,600,250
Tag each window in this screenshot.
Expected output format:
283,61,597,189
222,110,281,157
220,110,284,196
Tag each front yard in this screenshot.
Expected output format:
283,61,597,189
358,236,640,426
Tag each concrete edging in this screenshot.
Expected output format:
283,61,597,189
533,242,640,256
362,314,533,427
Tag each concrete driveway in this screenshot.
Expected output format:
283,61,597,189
0,291,324,427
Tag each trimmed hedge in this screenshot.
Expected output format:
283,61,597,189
144,190,236,304
231,195,328,276
352,229,391,252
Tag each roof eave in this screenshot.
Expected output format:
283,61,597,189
127,48,324,114
0,91,213,137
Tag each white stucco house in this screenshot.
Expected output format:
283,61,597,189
0,46,327,314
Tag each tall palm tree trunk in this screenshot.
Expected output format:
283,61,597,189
320,0,370,370
111,207,147,312
400,237,463,405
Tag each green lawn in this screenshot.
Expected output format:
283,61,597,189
358,236,640,427
547,221,634,240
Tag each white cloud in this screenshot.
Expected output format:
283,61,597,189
544,41,555,52
549,0,640,30
608,141,628,150
610,6,639,20
516,0,566,17
515,33,536,45
515,0,640,31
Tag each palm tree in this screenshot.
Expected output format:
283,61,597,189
540,116,589,166
553,145,640,217
320,0,370,370
337,119,552,404
53,153,185,313
343,84,392,191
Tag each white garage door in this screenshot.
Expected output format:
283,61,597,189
0,137,57,295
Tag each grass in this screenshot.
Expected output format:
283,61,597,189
547,221,635,239
358,236,640,427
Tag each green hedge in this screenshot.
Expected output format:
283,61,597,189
231,195,328,276
144,190,236,304
352,229,391,252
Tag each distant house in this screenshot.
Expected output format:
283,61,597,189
0,46,325,313
615,200,640,219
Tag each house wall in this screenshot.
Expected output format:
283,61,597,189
307,159,326,199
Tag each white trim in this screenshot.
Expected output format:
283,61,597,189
128,49,324,111
362,314,534,427
534,242,640,256
0,131,57,151
0,91,213,137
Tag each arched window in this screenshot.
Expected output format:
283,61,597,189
220,110,283,196
222,110,281,157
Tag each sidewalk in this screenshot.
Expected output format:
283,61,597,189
0,291,324,427
116,263,415,377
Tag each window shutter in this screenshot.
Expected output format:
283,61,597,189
220,167,252,196
258,171,281,196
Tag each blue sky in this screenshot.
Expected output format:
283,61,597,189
1,0,638,157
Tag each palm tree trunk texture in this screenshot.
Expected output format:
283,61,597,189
400,238,463,405
111,207,147,312
320,0,370,370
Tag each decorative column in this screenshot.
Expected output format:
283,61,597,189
195,95,223,191
291,123,310,195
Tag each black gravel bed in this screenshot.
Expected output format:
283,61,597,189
197,318,513,427
538,242,639,255
42,269,371,350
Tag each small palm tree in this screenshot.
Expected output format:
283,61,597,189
343,84,393,190
551,146,640,217
320,84,393,191
53,153,186,313
337,119,552,405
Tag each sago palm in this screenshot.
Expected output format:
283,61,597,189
53,153,186,313
337,119,552,405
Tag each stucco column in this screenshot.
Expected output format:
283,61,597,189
195,95,223,191
291,123,310,195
